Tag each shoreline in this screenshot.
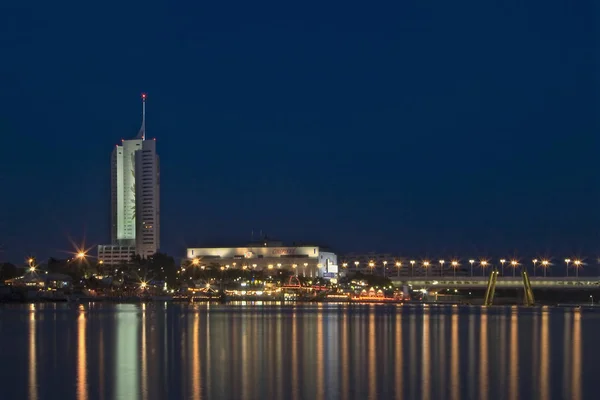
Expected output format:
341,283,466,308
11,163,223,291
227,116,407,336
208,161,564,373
1,297,598,310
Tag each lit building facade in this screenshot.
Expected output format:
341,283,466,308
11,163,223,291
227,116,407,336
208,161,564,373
99,94,160,264
97,245,136,266
186,241,338,278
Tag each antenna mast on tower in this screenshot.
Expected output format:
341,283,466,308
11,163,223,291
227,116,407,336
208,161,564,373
140,93,146,140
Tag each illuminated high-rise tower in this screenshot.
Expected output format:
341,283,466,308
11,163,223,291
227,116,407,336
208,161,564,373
109,93,160,259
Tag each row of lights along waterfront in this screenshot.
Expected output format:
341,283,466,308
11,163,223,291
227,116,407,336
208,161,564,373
337,258,585,278
26,251,588,279
186,256,588,278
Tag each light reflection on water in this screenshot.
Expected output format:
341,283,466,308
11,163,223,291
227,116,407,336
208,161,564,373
1,303,597,400
28,303,37,400
77,307,87,400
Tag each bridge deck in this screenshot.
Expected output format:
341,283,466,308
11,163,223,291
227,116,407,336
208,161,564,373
390,276,600,289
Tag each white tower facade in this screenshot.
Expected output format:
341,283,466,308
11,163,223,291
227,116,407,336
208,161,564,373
109,94,160,259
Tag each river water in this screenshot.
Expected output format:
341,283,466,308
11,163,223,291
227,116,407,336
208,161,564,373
0,302,597,400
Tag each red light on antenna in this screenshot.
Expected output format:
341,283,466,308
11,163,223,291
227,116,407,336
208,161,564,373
141,93,147,100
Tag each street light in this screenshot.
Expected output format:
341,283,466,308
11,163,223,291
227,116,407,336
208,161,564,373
382,260,388,277
541,260,549,277
500,259,506,276
533,259,538,277
395,261,401,277
27,257,36,273
469,260,475,277
510,260,518,277
410,260,415,277
77,252,86,259
480,260,488,277
423,261,430,277
342,262,348,269
439,260,445,277
451,261,459,278
564,259,571,277
573,260,582,278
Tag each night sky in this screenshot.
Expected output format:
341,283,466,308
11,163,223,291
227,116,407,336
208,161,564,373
1,1,597,265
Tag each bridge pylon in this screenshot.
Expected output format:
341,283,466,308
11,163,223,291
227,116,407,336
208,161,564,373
521,270,535,306
483,269,499,306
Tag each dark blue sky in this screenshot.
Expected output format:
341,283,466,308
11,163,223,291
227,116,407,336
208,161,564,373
1,0,597,264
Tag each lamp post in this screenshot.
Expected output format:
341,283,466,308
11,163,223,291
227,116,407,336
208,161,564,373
395,261,401,277
410,260,415,277
510,260,518,277
354,261,359,272
564,259,571,277
573,260,582,278
220,266,225,291
500,259,506,276
423,261,430,277
368,261,375,275
28,258,36,273
541,260,549,277
382,261,388,278
439,260,445,277
451,261,458,278
480,260,488,277
533,259,538,277
469,260,475,277
303,263,308,277
191,258,200,281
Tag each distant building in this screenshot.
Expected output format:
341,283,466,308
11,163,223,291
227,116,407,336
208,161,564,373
186,240,338,278
97,245,136,266
98,94,160,265
5,272,72,289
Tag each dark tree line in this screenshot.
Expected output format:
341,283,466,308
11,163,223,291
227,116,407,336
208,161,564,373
0,263,18,281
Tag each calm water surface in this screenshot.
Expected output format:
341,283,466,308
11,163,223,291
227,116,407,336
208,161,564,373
0,302,598,400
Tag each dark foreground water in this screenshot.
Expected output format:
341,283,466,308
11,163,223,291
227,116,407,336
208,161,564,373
0,302,598,400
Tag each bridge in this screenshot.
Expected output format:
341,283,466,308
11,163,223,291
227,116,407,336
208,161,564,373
390,276,600,290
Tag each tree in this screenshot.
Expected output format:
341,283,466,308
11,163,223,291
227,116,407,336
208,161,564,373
131,252,179,288
0,263,18,281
